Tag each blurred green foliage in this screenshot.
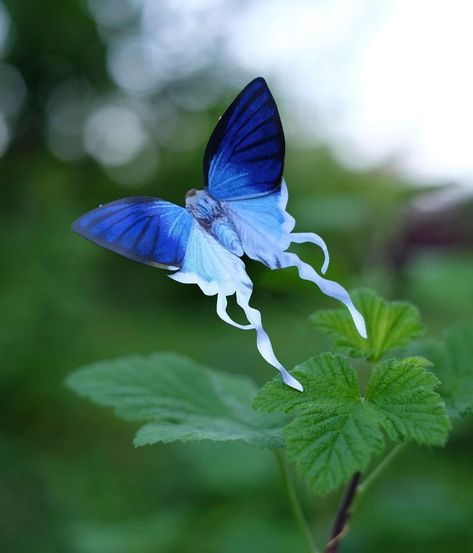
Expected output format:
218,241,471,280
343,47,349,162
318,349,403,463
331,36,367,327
1,1,472,552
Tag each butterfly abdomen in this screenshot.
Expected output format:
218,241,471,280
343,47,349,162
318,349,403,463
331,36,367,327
209,219,243,256
185,188,243,256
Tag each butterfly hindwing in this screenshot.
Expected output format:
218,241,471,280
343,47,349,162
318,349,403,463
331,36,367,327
170,221,249,296
72,197,193,269
221,181,294,266
203,77,285,201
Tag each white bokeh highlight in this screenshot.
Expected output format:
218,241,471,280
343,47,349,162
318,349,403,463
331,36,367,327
84,103,148,166
84,0,473,187
226,0,473,186
0,112,9,157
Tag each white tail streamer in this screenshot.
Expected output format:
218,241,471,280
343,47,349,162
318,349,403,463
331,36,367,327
216,292,253,330
235,287,304,392
277,251,367,339
289,232,330,274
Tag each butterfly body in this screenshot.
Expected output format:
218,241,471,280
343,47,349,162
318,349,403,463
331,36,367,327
73,77,366,391
186,188,243,256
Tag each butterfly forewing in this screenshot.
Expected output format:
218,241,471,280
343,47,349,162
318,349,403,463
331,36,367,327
72,197,193,269
203,77,285,201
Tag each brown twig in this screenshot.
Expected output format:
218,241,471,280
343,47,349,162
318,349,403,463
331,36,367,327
325,472,361,553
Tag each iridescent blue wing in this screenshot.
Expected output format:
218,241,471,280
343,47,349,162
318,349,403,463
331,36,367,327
72,197,192,269
203,77,285,201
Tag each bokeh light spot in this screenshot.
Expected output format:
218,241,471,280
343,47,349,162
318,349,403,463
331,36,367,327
46,80,95,161
86,0,137,30
105,141,159,188
0,2,10,58
0,111,10,157
84,103,148,166
0,64,27,117
107,35,164,95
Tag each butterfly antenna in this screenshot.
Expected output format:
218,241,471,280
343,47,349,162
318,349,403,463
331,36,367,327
277,251,367,338
235,288,304,392
289,232,330,274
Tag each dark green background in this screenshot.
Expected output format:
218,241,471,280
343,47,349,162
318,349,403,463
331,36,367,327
1,2,472,551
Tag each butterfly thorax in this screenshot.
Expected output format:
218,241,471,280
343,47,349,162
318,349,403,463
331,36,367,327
185,188,243,256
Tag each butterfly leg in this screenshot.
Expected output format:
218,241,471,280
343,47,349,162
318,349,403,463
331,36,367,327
235,287,303,392
216,292,253,330
277,251,367,339
289,232,330,274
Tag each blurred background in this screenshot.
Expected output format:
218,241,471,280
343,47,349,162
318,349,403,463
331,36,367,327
1,0,472,551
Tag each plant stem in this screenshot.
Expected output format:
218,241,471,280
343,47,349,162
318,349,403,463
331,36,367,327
274,449,320,553
324,444,406,552
357,443,405,497
325,472,361,553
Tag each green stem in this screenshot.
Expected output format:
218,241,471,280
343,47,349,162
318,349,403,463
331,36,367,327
357,443,406,498
274,449,320,553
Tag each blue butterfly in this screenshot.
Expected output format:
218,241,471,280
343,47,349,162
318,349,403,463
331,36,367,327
72,77,366,392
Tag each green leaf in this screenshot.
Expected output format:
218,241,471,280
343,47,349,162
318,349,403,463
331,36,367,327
254,353,383,494
254,353,449,495
288,404,383,495
438,324,473,418
67,353,287,448
252,352,360,415
416,324,473,418
366,357,450,445
311,288,424,362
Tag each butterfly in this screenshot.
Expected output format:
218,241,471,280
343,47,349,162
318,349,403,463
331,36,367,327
72,77,366,392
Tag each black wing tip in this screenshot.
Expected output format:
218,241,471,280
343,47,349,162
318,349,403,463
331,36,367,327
245,76,269,92
249,76,267,85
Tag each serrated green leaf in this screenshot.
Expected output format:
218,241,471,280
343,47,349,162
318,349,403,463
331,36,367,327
413,324,473,418
67,353,287,448
255,353,384,494
254,352,449,495
285,401,384,495
366,357,450,444
311,288,424,362
253,353,359,415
